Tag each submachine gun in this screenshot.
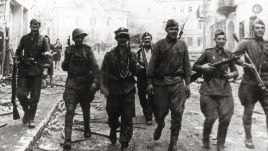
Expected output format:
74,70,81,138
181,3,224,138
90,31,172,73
190,55,240,83
233,33,267,92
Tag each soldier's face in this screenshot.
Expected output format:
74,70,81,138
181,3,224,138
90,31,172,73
214,35,226,48
253,23,265,38
143,36,152,46
116,34,129,46
73,35,85,46
166,26,179,39
30,23,40,34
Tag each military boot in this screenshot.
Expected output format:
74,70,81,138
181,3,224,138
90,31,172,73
244,127,255,149
217,139,225,151
109,129,117,144
63,139,71,150
22,105,29,125
83,114,91,138
202,126,211,149
28,104,37,128
121,142,128,151
153,123,165,140
168,131,179,151
63,124,72,150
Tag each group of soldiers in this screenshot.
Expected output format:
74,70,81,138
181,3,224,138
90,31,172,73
14,17,268,151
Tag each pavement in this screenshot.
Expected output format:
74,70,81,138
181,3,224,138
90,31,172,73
0,83,64,151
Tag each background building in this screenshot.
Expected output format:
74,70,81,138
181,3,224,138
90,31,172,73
125,0,203,52
199,0,268,51
0,0,37,75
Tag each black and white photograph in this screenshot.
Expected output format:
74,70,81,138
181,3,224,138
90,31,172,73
0,0,268,150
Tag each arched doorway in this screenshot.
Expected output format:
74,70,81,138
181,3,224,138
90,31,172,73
228,21,235,51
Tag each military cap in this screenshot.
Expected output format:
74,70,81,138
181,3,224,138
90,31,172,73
214,29,225,38
114,27,129,37
253,18,265,26
30,19,41,26
142,32,152,39
165,19,179,29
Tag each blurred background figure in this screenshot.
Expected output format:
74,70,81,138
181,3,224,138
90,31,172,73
43,35,54,88
53,38,62,70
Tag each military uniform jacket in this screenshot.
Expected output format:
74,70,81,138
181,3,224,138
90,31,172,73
147,37,191,86
193,47,238,96
101,46,137,95
16,33,50,76
62,44,100,90
234,38,268,86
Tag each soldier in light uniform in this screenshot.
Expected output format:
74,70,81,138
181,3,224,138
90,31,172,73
136,32,154,125
234,19,268,149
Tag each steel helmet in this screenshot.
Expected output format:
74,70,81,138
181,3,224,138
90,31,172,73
72,28,88,39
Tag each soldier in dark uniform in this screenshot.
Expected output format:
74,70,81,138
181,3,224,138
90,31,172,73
193,30,238,151
136,32,153,125
147,19,191,151
100,27,137,151
15,19,51,128
61,28,100,150
234,19,268,149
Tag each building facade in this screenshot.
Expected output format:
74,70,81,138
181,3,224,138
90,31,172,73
125,0,203,52
0,0,36,75
199,0,268,51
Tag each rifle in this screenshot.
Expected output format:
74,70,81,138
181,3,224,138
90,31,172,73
11,56,20,120
67,36,71,47
233,33,267,92
190,56,239,83
178,14,190,39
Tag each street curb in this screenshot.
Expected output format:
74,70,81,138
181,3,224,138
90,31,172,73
15,97,63,151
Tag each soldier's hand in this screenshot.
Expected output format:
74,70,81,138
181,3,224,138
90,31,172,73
185,84,190,99
100,86,109,97
42,68,48,79
242,62,255,69
90,83,98,92
147,84,154,95
223,72,236,79
201,63,215,72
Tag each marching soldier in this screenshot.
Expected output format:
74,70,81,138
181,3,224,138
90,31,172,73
136,32,154,125
15,19,51,128
147,19,191,151
193,30,238,151
61,28,100,150
234,18,268,149
100,27,137,151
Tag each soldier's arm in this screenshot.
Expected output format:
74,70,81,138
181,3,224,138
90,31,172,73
15,36,24,58
183,42,192,85
147,42,160,85
192,50,208,72
233,41,247,66
229,58,239,79
100,52,109,88
131,52,138,76
61,47,71,71
88,49,100,89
